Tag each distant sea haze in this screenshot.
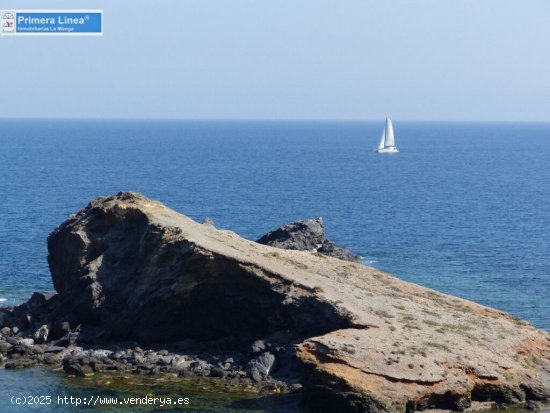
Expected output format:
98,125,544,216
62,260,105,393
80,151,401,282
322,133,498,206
0,119,548,331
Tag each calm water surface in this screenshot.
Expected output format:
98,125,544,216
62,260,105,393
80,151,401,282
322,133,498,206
0,368,300,412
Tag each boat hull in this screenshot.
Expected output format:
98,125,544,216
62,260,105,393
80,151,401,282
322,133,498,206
376,147,399,154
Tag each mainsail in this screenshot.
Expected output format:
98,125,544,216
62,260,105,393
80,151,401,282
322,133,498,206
384,118,395,148
378,129,386,150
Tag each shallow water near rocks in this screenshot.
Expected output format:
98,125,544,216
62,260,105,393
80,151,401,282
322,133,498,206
0,367,302,412
1,368,548,413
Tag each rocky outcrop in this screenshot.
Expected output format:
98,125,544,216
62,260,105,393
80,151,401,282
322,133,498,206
44,193,356,346
257,217,358,261
1,192,549,412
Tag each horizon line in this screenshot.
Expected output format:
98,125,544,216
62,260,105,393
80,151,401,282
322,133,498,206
0,116,549,124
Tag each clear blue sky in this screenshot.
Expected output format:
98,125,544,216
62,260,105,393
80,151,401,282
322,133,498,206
1,0,549,121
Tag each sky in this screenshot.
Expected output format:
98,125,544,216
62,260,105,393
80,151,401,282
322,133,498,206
0,0,549,121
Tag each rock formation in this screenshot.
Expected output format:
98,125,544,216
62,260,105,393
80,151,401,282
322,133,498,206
1,192,549,412
257,217,359,261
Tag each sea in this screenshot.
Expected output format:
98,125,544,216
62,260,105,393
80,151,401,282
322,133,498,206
0,119,549,412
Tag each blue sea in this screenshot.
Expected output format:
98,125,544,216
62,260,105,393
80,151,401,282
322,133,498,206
0,119,549,412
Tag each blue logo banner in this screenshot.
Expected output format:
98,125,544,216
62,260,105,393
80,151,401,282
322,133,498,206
2,10,103,35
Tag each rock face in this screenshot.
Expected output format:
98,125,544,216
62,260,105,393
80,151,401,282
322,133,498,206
1,192,550,412
257,217,358,261
46,193,356,345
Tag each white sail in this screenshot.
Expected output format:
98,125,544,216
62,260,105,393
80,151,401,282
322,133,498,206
378,129,386,150
384,118,395,147
375,117,398,153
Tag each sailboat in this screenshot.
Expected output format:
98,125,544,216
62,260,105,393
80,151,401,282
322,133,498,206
376,118,399,153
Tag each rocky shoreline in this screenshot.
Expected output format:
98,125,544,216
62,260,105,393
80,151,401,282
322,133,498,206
0,323,293,393
1,192,549,412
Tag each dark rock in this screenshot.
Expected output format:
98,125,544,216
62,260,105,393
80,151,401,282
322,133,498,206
130,352,145,365
249,366,262,382
33,324,50,344
45,346,66,354
91,349,112,358
445,393,472,411
53,332,79,347
521,383,550,400
7,293,59,332
210,366,226,378
29,345,45,355
246,352,277,382
50,321,72,341
188,360,211,376
6,337,19,345
0,340,12,355
251,339,267,354
26,292,53,310
472,382,526,404
62,350,111,376
63,361,94,377
5,359,37,369
257,217,358,261
301,364,391,413
525,401,544,411
155,355,174,366
19,338,35,347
